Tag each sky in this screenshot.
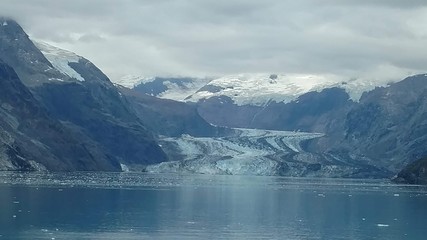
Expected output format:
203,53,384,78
1,0,427,82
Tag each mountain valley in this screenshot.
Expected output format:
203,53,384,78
1,18,426,180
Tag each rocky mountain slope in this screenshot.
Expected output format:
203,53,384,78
0,18,167,170
332,74,427,172
0,60,118,171
394,156,427,184
117,85,223,137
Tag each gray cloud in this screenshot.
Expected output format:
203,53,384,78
0,0,427,81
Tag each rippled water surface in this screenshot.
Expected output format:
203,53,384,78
1,172,427,239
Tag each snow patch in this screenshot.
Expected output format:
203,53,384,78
114,75,155,88
48,78,64,82
34,41,85,81
2,21,7,26
157,79,210,101
376,224,389,227
120,163,130,172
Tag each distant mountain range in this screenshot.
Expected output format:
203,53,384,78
1,18,426,181
116,59,427,179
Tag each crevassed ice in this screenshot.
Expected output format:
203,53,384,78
34,41,85,81
147,128,324,176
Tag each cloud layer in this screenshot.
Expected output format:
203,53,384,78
1,0,427,81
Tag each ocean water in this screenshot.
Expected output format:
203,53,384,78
0,172,426,239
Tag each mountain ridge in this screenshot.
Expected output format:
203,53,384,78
0,18,168,170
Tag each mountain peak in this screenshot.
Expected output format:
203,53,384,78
0,17,24,35
0,17,15,26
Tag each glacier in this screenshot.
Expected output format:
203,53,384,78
146,128,370,177
146,128,388,178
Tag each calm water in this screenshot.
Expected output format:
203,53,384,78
0,172,427,239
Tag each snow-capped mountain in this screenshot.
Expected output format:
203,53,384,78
118,73,397,107
115,75,211,101
0,18,167,170
186,73,396,106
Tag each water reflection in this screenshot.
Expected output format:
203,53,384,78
0,172,427,239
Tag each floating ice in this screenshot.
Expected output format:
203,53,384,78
376,224,389,227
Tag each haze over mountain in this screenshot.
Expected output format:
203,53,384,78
1,1,426,81
1,17,427,181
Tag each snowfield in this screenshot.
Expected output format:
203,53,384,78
114,75,155,88
186,73,396,106
114,75,211,101
114,73,398,106
34,41,85,81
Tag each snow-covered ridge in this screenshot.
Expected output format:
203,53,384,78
186,73,396,106
157,78,212,101
114,75,155,88
114,73,396,106
34,41,85,81
115,75,212,101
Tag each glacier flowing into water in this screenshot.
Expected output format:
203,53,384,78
146,128,365,177
146,128,390,177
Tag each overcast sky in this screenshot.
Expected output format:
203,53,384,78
1,0,427,81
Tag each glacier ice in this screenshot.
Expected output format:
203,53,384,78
146,128,325,176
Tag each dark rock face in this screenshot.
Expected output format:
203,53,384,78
336,75,427,172
34,81,166,165
0,18,65,86
119,86,225,137
196,96,262,128
394,157,427,184
0,60,119,171
0,18,167,170
250,88,354,132
196,88,354,132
